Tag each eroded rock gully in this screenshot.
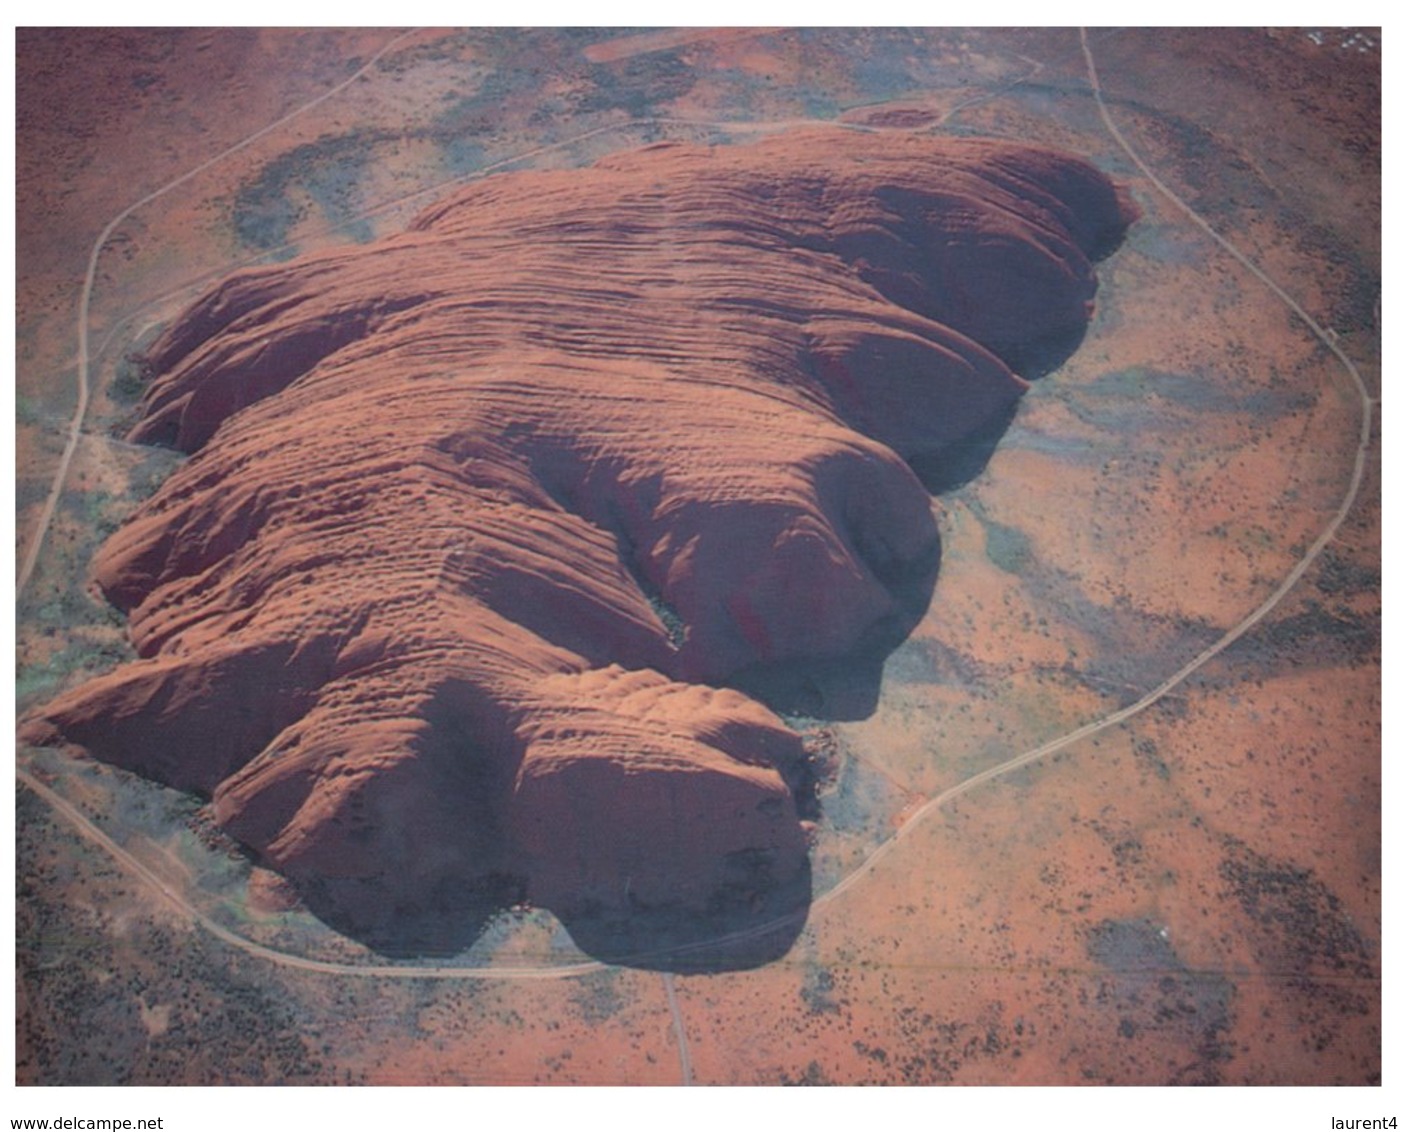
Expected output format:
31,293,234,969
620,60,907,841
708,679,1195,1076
22,129,1134,966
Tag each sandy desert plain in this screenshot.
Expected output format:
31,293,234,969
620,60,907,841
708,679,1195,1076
12,27,1380,1090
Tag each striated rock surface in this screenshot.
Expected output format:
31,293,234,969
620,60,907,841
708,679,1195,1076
22,128,1134,965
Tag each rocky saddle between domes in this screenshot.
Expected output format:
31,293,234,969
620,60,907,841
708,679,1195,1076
22,127,1134,967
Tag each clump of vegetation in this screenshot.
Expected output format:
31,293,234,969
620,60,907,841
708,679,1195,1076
1232,600,1379,673
16,636,133,706
984,519,1033,575
112,350,154,403
1132,735,1171,781
578,51,697,117
233,128,392,250
16,394,44,425
571,969,625,1024
781,1058,831,1085
1315,549,1380,596
1218,836,1375,1066
799,963,841,1015
1219,839,1374,980
1086,916,1180,973
648,594,686,649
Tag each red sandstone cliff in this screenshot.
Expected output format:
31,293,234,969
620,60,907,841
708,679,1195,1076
21,129,1134,961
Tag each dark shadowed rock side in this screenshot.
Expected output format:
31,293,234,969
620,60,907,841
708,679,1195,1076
21,128,1134,969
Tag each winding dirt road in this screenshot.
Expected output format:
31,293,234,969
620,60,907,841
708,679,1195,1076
16,766,606,983
662,973,694,1085
15,27,425,601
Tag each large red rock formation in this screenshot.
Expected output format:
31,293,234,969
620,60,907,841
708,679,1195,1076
22,128,1134,963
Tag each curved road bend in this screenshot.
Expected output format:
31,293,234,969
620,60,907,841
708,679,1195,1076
16,27,425,600
16,766,604,982
812,29,1377,909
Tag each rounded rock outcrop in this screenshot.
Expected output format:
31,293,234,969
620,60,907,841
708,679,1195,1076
21,128,1135,965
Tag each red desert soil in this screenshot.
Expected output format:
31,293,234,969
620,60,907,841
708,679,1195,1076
581,28,786,65
20,128,1134,961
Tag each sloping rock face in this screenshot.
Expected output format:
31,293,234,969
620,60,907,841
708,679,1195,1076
22,129,1134,965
